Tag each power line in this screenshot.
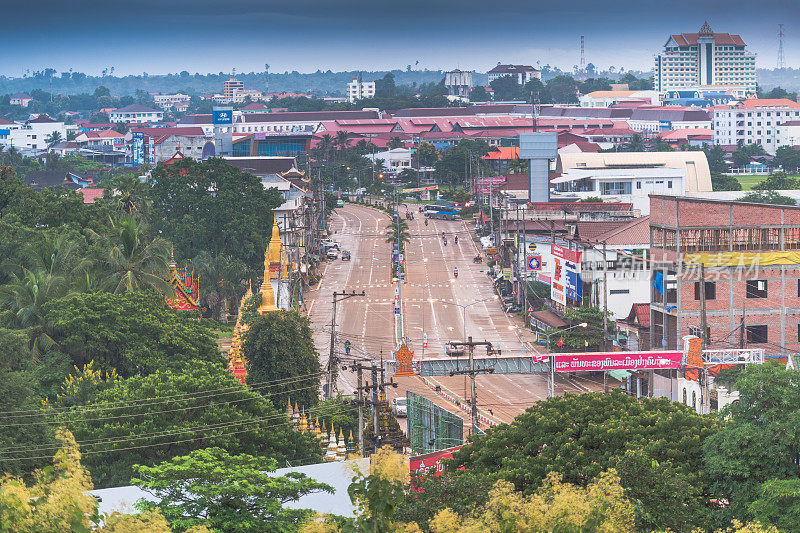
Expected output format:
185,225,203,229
0,372,327,419
0,407,361,463
2,382,323,427
0,403,359,456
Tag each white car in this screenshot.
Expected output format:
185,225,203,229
326,249,339,260
391,398,407,418
321,239,340,250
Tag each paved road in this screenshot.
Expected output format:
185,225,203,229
309,203,605,428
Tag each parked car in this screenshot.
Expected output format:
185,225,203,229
326,249,339,260
445,342,465,357
505,304,522,313
336,199,344,208
321,239,340,250
391,397,407,417
341,250,351,261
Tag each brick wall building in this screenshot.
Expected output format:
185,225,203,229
650,195,800,358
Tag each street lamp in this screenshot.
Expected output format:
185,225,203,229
543,322,588,398
442,296,500,345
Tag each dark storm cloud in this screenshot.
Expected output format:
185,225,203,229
1,1,797,75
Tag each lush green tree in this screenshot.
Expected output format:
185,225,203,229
44,131,63,149
773,146,800,174
752,171,800,191
618,72,654,90
469,86,490,102
388,136,405,150
545,75,580,104
191,251,247,320
374,73,396,98
397,168,418,185
42,291,223,377
614,447,711,531
489,76,521,101
711,171,742,191
150,158,283,271
396,470,493,528
450,392,716,528
625,133,646,152
750,479,800,531
759,86,797,100
740,190,796,206
415,142,438,168
732,142,766,169
385,217,411,253
551,305,613,352
242,311,321,409
132,447,332,532
61,361,322,487
579,77,613,93
704,364,800,523
704,145,730,173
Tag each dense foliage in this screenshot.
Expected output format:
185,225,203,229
242,310,322,410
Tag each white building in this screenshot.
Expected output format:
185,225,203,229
654,21,756,92
713,98,800,155
487,64,540,85
444,70,473,97
0,115,67,151
579,90,661,108
553,152,712,215
627,108,711,134
152,93,191,110
777,121,800,149
367,148,412,174
110,104,164,124
346,78,376,103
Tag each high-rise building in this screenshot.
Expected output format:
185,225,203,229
223,78,245,99
346,78,375,103
654,21,756,92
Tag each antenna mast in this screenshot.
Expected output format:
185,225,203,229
778,24,786,69
580,35,586,80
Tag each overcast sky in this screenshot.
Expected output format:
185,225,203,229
1,1,796,76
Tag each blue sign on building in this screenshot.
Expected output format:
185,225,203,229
212,109,233,125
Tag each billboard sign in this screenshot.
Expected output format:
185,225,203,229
212,107,233,125
552,351,683,373
502,267,512,280
551,244,582,304
477,176,506,194
410,445,464,477
526,255,542,271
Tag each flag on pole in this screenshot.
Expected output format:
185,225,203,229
557,334,563,347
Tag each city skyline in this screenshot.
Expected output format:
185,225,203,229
1,0,797,77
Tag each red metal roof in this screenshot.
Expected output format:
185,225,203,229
668,32,745,47
78,188,105,204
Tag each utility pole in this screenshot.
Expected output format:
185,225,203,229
346,360,398,456
448,337,496,433
371,362,379,447
326,290,365,398
357,364,364,456
699,263,708,346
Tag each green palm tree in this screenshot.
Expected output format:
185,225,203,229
45,131,63,149
335,130,351,157
87,215,173,295
191,251,247,320
318,134,335,163
385,218,411,252
0,267,70,357
626,133,646,152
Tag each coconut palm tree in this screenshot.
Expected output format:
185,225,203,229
191,251,247,320
385,218,411,252
45,131,63,149
0,267,70,357
87,215,173,295
317,134,335,164
334,130,351,157
625,133,646,152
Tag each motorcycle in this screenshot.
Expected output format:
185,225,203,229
453,268,459,278
473,255,482,264
424,219,428,227
443,237,448,246
454,236,459,244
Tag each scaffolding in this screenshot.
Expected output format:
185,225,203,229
406,391,464,456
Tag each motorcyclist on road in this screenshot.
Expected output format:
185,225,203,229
454,235,459,244
424,219,428,226
441,232,445,239
443,236,448,246
454,267,459,278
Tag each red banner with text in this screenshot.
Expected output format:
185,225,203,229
552,351,683,372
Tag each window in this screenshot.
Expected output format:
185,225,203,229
668,180,673,189
683,389,687,404
694,281,716,300
746,325,768,344
746,279,767,298
636,181,642,190
692,391,697,409
610,289,630,295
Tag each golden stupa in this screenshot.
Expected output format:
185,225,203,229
256,218,282,314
